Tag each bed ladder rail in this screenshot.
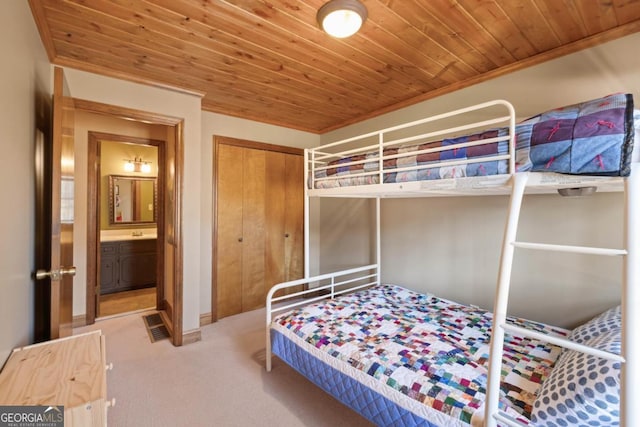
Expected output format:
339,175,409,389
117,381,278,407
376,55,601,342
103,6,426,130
484,170,639,427
511,241,627,256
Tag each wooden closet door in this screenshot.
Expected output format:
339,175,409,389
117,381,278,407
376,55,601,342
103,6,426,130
284,153,304,282
215,137,303,319
265,152,304,295
265,151,286,295
284,154,304,281
216,144,244,318
241,148,267,312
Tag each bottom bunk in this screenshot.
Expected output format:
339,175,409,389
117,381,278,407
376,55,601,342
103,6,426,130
267,281,621,427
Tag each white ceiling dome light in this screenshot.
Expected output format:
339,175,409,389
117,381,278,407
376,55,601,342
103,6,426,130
317,0,368,38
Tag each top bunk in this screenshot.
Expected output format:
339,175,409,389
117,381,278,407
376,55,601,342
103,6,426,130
307,93,638,198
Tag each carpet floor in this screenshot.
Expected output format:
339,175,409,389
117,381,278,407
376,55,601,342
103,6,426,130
76,308,373,426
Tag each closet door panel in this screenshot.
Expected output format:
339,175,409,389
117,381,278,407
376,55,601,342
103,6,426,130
241,148,267,312
265,151,286,295
214,138,304,319
284,153,304,283
216,144,244,318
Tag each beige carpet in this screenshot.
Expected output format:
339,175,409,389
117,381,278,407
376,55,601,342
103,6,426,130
76,308,373,427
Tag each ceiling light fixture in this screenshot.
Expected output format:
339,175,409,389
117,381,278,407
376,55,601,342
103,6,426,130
317,0,368,38
124,156,152,173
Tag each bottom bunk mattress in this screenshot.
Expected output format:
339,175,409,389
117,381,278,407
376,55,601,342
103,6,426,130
270,284,569,427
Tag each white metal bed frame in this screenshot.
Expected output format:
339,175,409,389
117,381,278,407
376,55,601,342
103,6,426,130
265,99,638,426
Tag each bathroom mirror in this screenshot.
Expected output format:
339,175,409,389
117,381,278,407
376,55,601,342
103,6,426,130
108,175,157,225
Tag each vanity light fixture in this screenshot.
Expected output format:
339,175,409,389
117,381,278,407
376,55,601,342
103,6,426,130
317,0,367,38
124,157,152,173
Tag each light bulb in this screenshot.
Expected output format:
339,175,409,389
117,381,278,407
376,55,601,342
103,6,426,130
322,9,363,38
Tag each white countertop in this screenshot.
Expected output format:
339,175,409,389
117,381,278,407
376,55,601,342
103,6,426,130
100,229,157,242
100,234,157,242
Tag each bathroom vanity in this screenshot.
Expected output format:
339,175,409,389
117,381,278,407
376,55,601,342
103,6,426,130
100,235,157,295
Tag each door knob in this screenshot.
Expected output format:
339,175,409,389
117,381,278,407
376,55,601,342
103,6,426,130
35,266,77,281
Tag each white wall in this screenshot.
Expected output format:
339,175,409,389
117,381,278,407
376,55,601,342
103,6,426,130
316,33,640,329
200,112,319,314
0,1,52,362
380,193,623,328
63,68,203,333
317,198,373,274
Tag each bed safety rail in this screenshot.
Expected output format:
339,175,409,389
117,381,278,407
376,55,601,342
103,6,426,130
306,100,516,192
265,264,379,372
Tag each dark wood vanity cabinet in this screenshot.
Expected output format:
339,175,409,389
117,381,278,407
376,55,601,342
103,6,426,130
100,239,157,295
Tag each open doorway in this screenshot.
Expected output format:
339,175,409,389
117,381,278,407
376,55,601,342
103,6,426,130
92,135,164,318
76,98,184,346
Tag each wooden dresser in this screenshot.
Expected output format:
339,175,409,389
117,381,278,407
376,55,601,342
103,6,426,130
0,330,112,426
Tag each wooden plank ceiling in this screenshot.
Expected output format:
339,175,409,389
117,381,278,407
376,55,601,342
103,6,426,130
29,0,640,133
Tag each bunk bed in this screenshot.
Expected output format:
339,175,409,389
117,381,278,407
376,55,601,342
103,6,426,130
265,93,639,427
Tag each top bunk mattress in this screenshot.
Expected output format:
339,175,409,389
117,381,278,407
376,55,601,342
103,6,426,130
311,93,636,191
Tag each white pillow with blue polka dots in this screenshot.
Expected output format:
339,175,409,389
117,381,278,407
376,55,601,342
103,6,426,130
531,307,621,426
569,305,621,344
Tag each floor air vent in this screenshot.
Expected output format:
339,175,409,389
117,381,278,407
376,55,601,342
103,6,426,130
143,313,171,343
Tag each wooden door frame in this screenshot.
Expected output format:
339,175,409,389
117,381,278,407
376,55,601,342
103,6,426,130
77,98,185,346
87,132,165,321
212,136,302,322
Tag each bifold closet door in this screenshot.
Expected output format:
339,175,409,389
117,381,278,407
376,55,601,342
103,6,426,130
241,148,267,312
265,152,303,296
216,142,303,319
216,145,268,317
283,153,303,289
216,144,244,318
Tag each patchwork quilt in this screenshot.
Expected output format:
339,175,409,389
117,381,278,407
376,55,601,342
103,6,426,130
271,284,568,426
313,93,635,188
